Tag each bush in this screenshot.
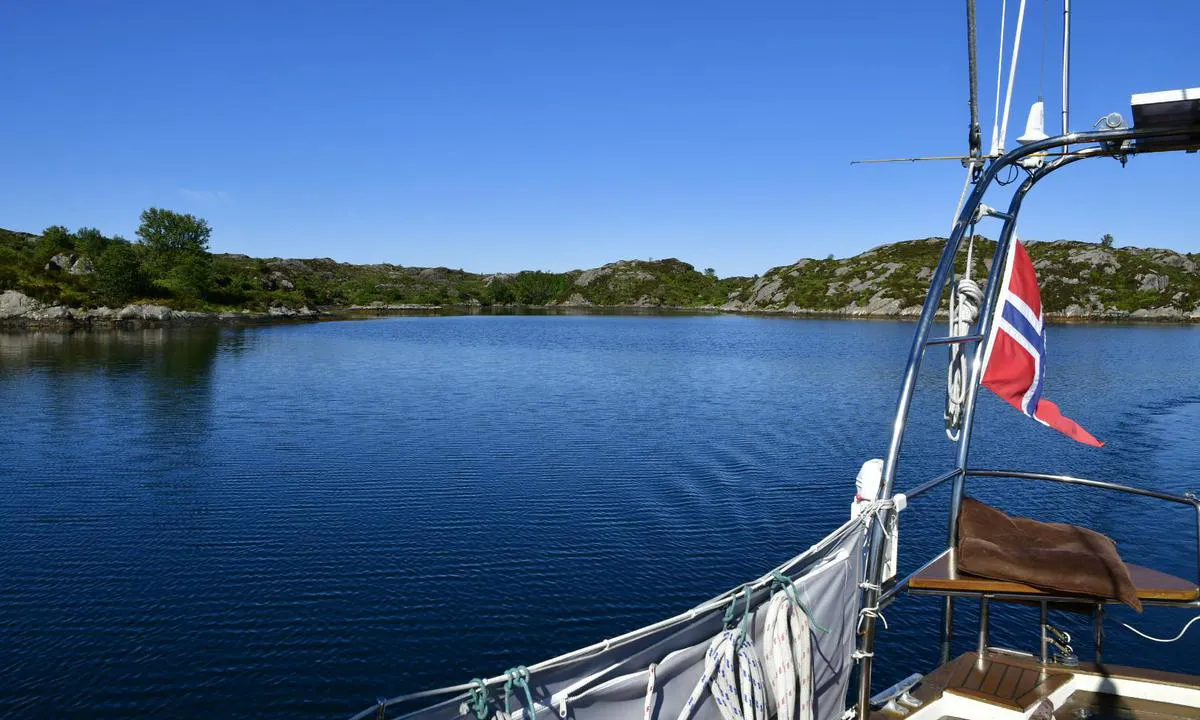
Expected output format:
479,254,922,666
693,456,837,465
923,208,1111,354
0,247,19,289
75,227,109,258
155,253,213,301
95,243,146,305
37,225,75,262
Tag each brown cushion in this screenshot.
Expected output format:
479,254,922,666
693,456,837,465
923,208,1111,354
957,496,1142,612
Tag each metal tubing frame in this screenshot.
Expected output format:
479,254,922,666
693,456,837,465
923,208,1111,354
903,468,963,501
1040,602,1049,663
967,469,1197,506
977,597,991,661
926,334,985,346
853,122,1200,719
1194,499,1200,587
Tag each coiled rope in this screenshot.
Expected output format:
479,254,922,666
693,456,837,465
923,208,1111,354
945,228,982,441
762,572,824,720
676,588,766,720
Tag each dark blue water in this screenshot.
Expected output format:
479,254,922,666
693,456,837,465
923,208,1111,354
1,315,1198,718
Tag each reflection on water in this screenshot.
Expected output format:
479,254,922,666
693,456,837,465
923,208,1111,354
1,326,221,376
1,327,222,446
0,317,1198,719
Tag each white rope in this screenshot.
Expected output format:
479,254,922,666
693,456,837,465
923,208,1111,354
857,604,888,632
944,224,982,441
944,165,976,440
989,0,1009,155
856,580,889,632
734,636,766,720
675,631,766,720
998,0,1029,154
763,595,795,720
1120,616,1200,643
944,275,982,441
643,663,657,720
763,589,815,720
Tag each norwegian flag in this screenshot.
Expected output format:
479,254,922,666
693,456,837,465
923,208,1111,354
980,239,1103,447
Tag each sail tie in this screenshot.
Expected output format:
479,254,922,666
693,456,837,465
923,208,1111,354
466,679,492,720
502,667,536,720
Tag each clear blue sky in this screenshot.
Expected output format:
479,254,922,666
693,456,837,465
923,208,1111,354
1,1,1196,276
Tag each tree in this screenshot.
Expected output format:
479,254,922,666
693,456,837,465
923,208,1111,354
704,267,716,278
36,225,75,261
1100,233,1115,248
137,208,211,267
95,242,146,304
75,227,109,258
136,208,213,298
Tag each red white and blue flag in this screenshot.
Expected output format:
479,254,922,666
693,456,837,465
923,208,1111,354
980,239,1103,447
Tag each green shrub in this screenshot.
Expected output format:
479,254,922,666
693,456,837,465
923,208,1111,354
95,243,146,305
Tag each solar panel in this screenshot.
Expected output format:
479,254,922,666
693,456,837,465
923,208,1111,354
1131,87,1200,152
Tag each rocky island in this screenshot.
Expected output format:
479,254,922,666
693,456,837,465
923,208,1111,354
3,211,1199,329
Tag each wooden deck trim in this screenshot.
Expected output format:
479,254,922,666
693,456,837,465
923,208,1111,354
907,551,1200,602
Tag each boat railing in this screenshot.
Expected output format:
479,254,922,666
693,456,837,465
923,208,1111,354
853,119,1200,717
879,466,1200,610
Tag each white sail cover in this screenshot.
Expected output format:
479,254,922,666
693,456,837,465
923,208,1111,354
367,515,868,720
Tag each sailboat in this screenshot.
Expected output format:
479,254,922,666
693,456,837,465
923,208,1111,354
349,2,1200,718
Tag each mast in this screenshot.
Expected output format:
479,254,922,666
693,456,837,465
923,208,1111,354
965,0,982,176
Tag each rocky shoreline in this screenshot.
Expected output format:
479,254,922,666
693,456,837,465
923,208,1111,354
0,290,320,330
3,289,1197,331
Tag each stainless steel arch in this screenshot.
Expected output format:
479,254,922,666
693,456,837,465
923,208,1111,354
854,123,1198,718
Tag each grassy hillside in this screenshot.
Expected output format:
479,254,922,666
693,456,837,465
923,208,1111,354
3,221,1199,320
0,223,740,312
726,237,1200,317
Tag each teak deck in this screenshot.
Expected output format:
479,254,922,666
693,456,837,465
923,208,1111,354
886,652,1070,713
907,551,1200,602
871,651,1200,719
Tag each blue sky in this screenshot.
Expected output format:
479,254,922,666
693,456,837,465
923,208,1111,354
1,1,1195,276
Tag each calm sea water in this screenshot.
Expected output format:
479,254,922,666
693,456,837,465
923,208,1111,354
2,315,1199,718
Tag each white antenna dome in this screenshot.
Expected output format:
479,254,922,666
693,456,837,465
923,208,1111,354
855,458,884,501
1017,99,1049,145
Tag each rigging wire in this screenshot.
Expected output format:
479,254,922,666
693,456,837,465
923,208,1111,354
1039,0,1049,99
989,0,1008,155
1062,0,1071,142
998,0,1029,154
